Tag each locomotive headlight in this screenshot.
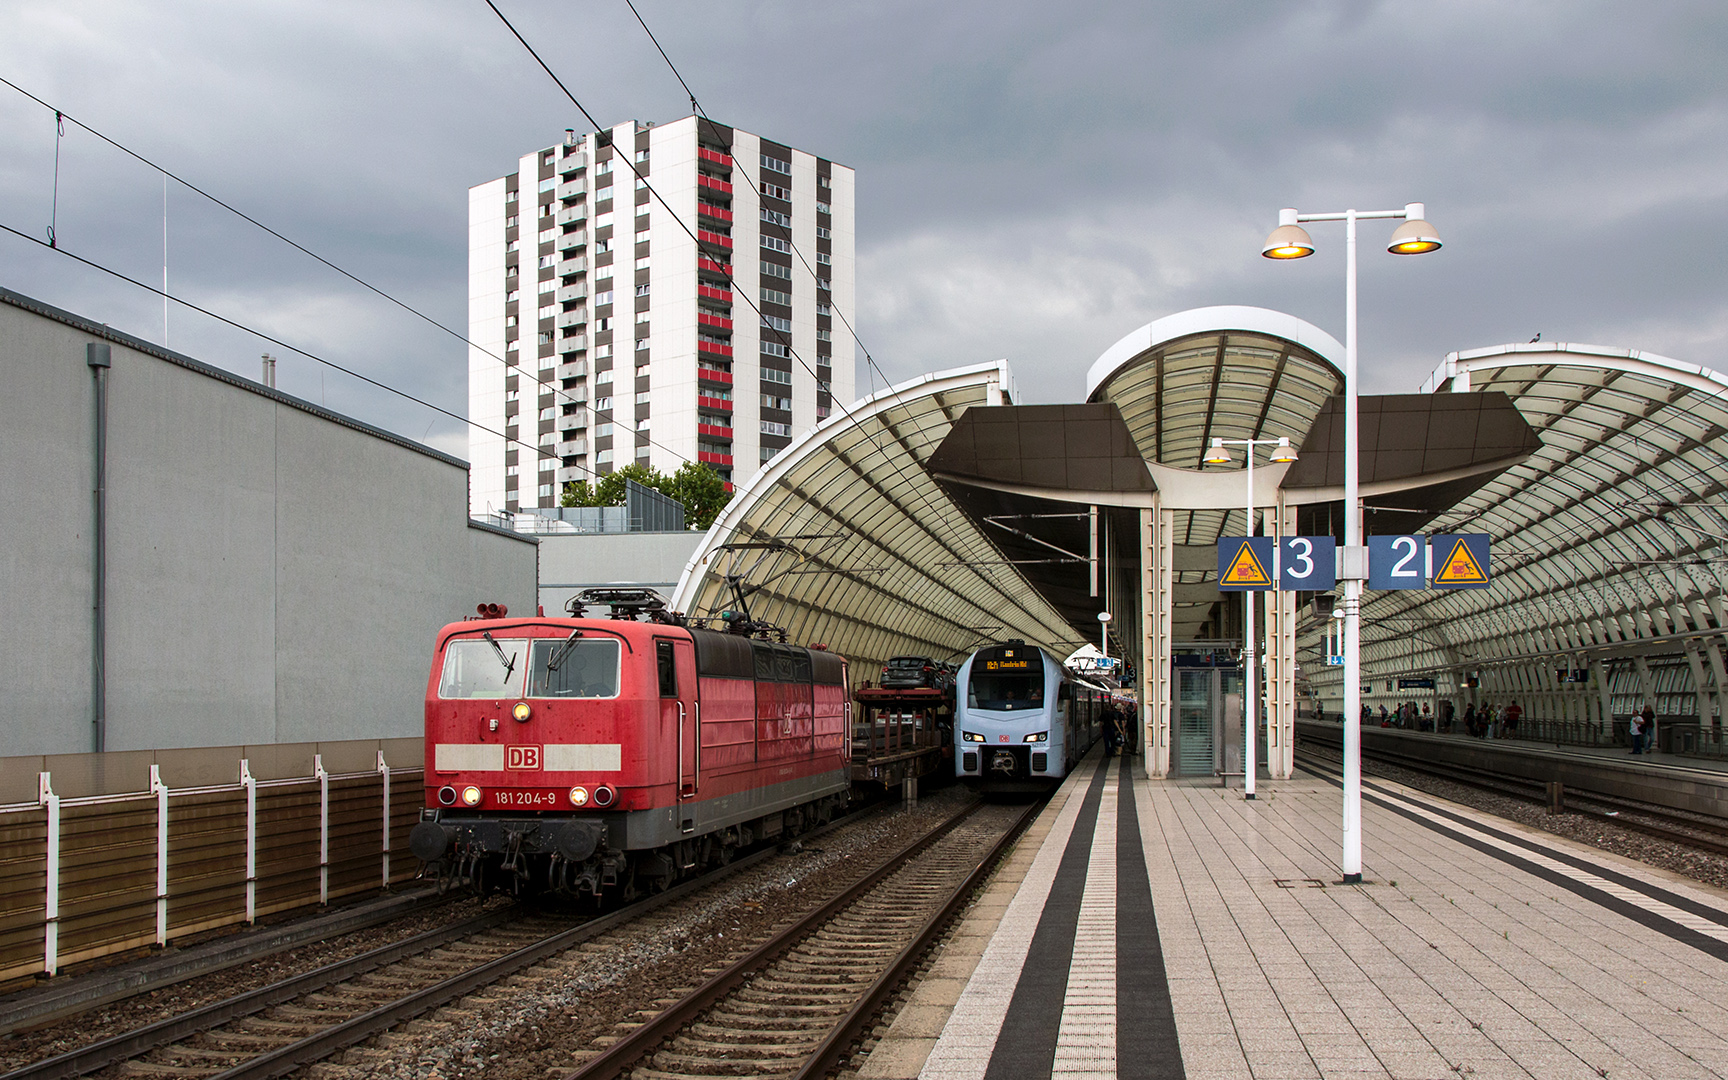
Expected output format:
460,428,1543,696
568,786,590,807
962,731,985,742
460,785,482,806
1024,731,1048,743
512,701,533,723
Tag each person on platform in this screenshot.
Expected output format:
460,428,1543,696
1639,703,1657,754
1102,706,1124,757
1503,700,1523,740
1462,702,1478,738
1630,710,1645,754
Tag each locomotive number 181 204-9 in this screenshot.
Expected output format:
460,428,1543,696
487,789,564,809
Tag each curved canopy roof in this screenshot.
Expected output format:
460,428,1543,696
1329,341,1728,681
671,361,1084,672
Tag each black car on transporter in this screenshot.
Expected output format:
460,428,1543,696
880,656,955,692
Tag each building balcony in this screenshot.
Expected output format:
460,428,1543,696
697,451,734,468
698,340,734,359
558,151,587,173
697,284,733,304
557,360,588,381
697,201,733,223
698,255,732,276
555,465,587,486
697,423,733,440
556,179,585,200
697,229,733,251
697,394,733,413
698,174,732,196
697,366,733,386
557,229,586,253
557,255,586,277
697,312,733,331
557,438,588,458
698,147,732,168
555,204,587,226
555,310,585,330
557,282,587,304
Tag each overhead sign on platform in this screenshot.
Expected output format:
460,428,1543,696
1397,678,1436,689
1279,536,1337,591
1430,534,1492,589
1217,537,1275,591
1217,536,1337,591
1368,535,1427,590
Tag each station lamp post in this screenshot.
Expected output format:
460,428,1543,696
1261,203,1441,882
1204,435,1298,799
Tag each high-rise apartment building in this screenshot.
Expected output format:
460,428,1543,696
467,116,855,516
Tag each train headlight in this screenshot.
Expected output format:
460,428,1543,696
460,785,483,806
591,785,616,807
512,701,533,723
1024,731,1048,743
962,731,985,743
437,785,457,806
568,786,590,807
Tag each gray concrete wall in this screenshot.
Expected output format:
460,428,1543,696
0,289,538,756
536,530,703,616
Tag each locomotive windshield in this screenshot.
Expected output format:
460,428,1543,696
967,647,1045,711
438,638,527,698
436,636,621,699
527,638,620,698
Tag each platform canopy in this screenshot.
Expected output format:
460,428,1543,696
671,361,1086,672
1332,342,1728,703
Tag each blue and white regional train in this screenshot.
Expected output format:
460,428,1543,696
954,640,1107,791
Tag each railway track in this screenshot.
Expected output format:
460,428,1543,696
5,802,898,1080
1297,742,1728,857
567,798,1037,1080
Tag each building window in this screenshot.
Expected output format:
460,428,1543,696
634,177,648,190
635,391,652,405
816,404,831,419
635,283,651,297
634,228,650,245
596,449,613,465
816,303,832,316
761,314,792,333
762,262,791,281
761,367,792,386
760,235,791,254
762,182,791,201
816,251,831,265
537,304,557,320
595,160,613,175
595,396,614,411
538,177,557,192
761,341,789,358
760,155,791,175
761,287,791,306
538,253,558,267
816,226,832,240
761,446,780,463
635,337,650,350
596,369,613,385
505,315,518,328
761,394,792,411
761,209,790,227
635,256,651,270
634,148,650,163
816,329,832,342
816,201,831,215
594,290,615,306
538,227,557,245
595,184,615,202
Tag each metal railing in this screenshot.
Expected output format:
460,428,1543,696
0,754,422,988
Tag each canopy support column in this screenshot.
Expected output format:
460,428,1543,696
1264,501,1297,779
1142,500,1173,777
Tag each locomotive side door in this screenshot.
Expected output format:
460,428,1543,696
658,638,700,799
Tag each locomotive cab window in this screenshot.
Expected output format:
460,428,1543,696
438,638,528,699
656,641,677,697
526,638,621,698
968,647,1045,711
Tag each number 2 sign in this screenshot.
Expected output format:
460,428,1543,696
1368,535,1426,589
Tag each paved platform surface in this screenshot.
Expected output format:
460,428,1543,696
861,750,1728,1080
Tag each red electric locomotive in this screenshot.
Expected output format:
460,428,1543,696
409,591,850,898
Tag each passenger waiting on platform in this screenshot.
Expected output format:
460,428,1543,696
1462,703,1477,737
1503,700,1522,739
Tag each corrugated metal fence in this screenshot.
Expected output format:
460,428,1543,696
0,752,423,988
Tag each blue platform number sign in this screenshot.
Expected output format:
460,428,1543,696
1368,535,1426,589
1429,533,1492,590
1216,536,1275,591
1278,535,1337,591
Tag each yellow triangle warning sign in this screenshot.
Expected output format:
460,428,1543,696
1433,538,1488,585
1222,542,1272,587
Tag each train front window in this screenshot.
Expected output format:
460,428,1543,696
528,638,621,698
438,638,527,699
969,673,1044,710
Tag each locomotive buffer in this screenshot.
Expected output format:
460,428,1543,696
851,685,953,791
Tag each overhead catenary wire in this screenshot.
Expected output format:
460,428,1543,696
0,74,696,478
0,219,573,482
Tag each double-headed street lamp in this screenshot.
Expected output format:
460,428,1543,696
1204,435,1298,800
1262,203,1441,883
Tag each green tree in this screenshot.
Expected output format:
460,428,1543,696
667,462,733,530
562,461,732,530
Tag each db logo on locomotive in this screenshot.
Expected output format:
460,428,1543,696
505,745,542,770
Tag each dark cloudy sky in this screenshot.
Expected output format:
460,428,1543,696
3,1,1724,459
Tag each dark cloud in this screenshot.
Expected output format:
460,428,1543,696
1,0,1723,442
